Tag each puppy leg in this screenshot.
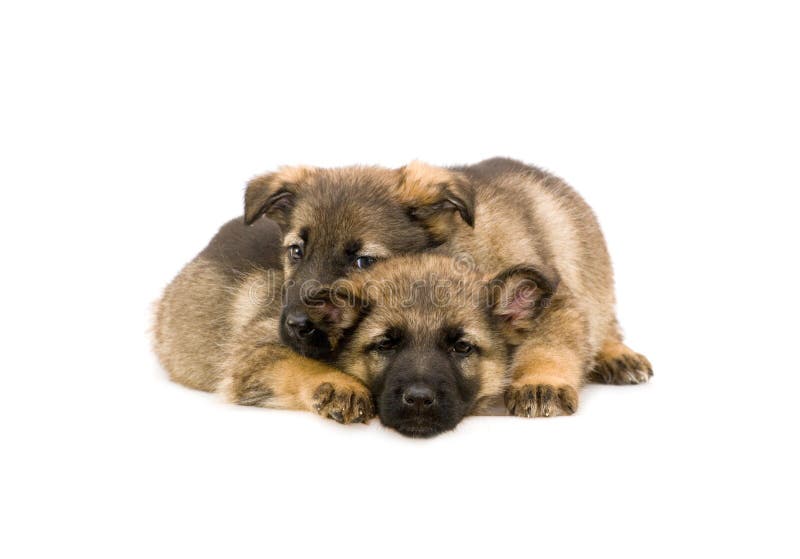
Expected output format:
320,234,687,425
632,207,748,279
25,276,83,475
588,336,653,385
504,303,589,418
505,344,583,417
219,323,374,424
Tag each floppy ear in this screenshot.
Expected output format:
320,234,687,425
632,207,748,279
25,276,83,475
487,264,560,339
397,161,475,242
304,281,370,349
243,166,315,227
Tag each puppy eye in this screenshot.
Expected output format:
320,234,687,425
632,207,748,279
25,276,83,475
373,336,399,353
354,256,376,269
451,340,474,355
287,245,304,262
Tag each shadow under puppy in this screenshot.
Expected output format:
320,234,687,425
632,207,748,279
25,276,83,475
306,253,560,438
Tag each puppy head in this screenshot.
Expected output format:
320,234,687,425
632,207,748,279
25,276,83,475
243,166,434,359
307,255,559,437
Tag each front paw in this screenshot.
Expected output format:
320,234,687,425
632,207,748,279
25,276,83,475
312,381,375,424
590,352,653,385
505,383,578,418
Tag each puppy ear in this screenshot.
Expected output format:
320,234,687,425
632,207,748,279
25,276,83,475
304,281,370,349
397,161,475,242
487,264,560,338
243,166,315,226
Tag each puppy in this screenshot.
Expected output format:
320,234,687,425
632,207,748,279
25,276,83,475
154,166,445,423
307,254,558,437
392,158,653,417
155,158,650,425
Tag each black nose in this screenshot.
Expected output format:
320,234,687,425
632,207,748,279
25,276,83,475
402,384,436,410
285,312,315,338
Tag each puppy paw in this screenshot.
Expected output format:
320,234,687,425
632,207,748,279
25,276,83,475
505,383,578,418
312,381,375,424
590,349,653,385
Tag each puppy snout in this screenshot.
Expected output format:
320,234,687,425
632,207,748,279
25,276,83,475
285,312,315,338
401,383,436,410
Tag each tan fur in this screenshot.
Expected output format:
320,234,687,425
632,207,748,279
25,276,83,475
155,157,650,427
315,254,513,417
218,332,372,420
153,219,375,424
153,258,234,392
397,161,474,242
397,160,463,205
392,158,652,417
156,260,374,422
243,166,317,223
154,163,448,424
588,339,653,385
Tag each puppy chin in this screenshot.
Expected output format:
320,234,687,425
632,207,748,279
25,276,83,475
279,325,334,360
378,406,463,438
387,418,450,439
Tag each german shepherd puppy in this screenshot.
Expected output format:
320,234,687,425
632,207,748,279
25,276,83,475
390,158,653,418
154,158,650,425
306,254,557,437
250,157,652,418
154,166,445,423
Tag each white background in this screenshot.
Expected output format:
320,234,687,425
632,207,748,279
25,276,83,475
2,1,798,557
